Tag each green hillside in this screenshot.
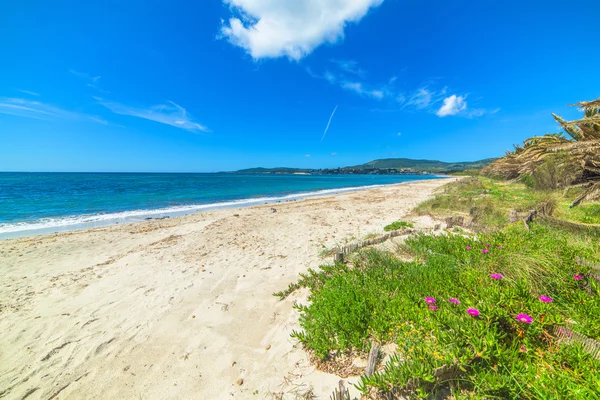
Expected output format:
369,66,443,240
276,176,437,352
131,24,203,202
352,157,496,173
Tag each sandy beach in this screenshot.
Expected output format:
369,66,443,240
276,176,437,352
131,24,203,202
0,178,452,400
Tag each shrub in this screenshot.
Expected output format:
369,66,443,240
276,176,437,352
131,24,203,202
288,223,600,398
384,220,414,231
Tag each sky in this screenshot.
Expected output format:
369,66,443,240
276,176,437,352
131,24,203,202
1,0,599,172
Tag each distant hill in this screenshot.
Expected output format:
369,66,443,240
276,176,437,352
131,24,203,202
351,158,496,173
233,158,495,174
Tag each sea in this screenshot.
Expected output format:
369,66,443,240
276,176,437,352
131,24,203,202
0,172,441,239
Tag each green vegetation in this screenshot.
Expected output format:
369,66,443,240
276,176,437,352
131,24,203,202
352,157,495,174
416,176,600,229
483,97,600,207
233,158,495,175
384,220,414,232
279,176,600,399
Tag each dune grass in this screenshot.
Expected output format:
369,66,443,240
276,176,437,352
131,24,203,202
281,177,600,399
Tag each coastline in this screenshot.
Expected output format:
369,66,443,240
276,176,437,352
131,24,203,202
0,176,442,240
0,177,454,400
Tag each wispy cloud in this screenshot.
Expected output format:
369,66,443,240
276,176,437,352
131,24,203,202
305,154,311,157
331,152,338,156
341,82,384,99
18,89,40,97
0,97,110,125
321,104,338,142
69,69,101,82
89,116,110,125
95,98,209,133
331,59,366,78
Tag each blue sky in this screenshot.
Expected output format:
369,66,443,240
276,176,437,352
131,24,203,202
1,0,598,172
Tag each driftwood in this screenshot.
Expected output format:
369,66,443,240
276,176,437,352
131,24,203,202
553,326,600,360
329,380,351,400
445,216,465,229
333,229,415,263
365,342,380,377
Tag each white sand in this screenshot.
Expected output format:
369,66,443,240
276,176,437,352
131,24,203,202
0,178,452,400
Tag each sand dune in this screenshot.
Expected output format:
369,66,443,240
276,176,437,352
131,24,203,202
0,178,452,400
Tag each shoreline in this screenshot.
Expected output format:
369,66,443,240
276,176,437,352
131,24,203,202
0,177,443,240
0,178,454,399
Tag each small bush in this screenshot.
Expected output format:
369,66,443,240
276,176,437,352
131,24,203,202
384,220,414,231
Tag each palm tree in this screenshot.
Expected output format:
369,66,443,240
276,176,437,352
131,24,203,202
482,97,600,207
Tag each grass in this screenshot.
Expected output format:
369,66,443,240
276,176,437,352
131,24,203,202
384,220,414,232
416,176,600,230
279,177,600,399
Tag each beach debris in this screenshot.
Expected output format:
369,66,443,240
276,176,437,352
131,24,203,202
233,214,240,217
265,344,271,351
270,207,277,213
236,378,244,385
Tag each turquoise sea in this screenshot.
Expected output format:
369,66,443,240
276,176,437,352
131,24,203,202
0,172,440,238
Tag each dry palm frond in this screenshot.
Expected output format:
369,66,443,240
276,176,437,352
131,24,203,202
483,97,600,206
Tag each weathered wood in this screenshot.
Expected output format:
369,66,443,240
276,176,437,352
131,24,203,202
365,342,380,377
445,216,465,229
329,380,350,400
334,251,344,264
553,326,600,360
509,209,519,223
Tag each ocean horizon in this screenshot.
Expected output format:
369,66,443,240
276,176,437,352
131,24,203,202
0,172,441,239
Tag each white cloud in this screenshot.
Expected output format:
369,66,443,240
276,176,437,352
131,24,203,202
0,97,106,125
18,89,40,97
332,59,366,77
331,152,337,156
406,88,433,109
220,0,384,60
341,81,384,99
89,116,110,125
305,154,311,157
69,69,101,82
95,98,209,133
436,95,467,117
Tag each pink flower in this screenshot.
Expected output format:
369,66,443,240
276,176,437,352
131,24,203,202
425,297,436,304
466,245,471,250
448,298,460,305
490,273,503,280
539,295,553,303
519,346,527,352
481,249,489,254
484,243,490,248
515,313,533,324
428,305,437,311
467,308,480,317
497,245,503,249
573,275,583,281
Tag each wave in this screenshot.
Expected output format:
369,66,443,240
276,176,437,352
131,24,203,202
0,183,398,237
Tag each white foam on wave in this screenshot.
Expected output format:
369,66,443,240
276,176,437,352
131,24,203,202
0,182,414,239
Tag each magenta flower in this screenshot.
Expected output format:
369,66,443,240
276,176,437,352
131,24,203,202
448,298,460,305
573,274,583,281
484,243,490,248
481,249,489,254
425,297,436,304
515,313,533,324
539,295,553,303
467,308,480,317
519,346,527,352
490,273,503,280
428,305,438,311
466,245,471,250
